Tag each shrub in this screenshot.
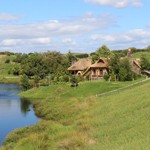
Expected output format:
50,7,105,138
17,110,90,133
5,59,10,63
62,75,69,82
70,76,79,87
20,74,30,91
103,74,110,81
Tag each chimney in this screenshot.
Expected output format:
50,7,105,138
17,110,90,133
127,48,132,58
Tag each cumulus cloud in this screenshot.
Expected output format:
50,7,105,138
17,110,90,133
90,29,150,49
84,0,142,8
0,12,117,52
62,38,76,45
0,13,22,21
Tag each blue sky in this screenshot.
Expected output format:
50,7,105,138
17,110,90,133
0,0,150,53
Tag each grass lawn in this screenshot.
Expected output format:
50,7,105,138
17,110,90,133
0,55,20,84
1,79,150,150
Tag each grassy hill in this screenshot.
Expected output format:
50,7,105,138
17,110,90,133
0,54,20,84
1,79,150,150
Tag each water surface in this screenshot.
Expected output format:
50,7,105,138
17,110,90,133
0,84,39,145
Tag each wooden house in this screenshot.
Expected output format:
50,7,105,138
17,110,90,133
82,57,109,80
67,49,141,80
67,58,92,76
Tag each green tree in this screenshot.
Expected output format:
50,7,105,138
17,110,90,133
12,65,21,76
118,59,133,81
33,75,40,87
140,55,150,71
109,54,120,80
96,45,113,58
20,74,30,91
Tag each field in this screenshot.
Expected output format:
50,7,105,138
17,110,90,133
1,78,150,150
0,55,20,84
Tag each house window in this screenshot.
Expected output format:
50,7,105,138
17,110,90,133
100,69,103,75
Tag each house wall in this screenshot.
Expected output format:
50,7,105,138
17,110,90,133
90,68,108,80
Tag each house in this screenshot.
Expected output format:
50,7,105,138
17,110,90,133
67,58,92,76
82,57,109,80
68,49,141,80
131,59,141,74
126,48,141,74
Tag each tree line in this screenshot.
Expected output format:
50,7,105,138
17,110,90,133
4,45,150,90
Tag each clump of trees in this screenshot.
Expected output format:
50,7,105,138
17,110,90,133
108,54,138,81
11,51,73,90
90,45,114,62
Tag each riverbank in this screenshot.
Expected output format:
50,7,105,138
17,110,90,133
0,76,20,84
1,79,150,150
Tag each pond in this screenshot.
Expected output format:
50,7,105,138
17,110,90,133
0,84,39,145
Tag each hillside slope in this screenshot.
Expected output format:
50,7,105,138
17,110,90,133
89,79,150,150
1,79,150,150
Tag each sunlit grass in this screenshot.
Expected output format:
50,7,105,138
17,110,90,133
1,79,150,150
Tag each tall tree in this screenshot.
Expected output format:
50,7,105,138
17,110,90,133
96,45,113,58
140,55,150,71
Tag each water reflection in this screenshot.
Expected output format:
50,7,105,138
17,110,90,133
0,84,39,145
20,98,32,115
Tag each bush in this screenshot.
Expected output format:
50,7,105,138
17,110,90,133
103,74,110,81
70,76,78,87
12,65,21,76
62,75,69,82
5,59,10,63
20,75,30,91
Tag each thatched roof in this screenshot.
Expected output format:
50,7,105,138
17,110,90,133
133,60,141,68
90,57,109,68
82,57,109,76
68,58,92,71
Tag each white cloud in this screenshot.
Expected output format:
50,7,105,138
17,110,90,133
62,38,76,45
0,13,22,21
1,39,19,46
0,13,117,52
30,38,52,44
84,0,142,8
90,29,150,49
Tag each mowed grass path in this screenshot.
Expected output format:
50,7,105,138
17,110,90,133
1,79,150,150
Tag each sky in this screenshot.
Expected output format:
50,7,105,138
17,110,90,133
0,0,150,53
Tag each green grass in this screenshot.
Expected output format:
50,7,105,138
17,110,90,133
0,55,20,84
1,79,150,150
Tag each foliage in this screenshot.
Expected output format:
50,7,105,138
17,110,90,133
91,45,114,62
33,75,40,87
18,51,69,81
70,76,79,87
12,65,21,76
140,55,150,71
20,74,30,91
103,74,109,81
109,55,134,81
74,53,89,58
5,59,10,63
59,75,69,82
118,58,133,81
